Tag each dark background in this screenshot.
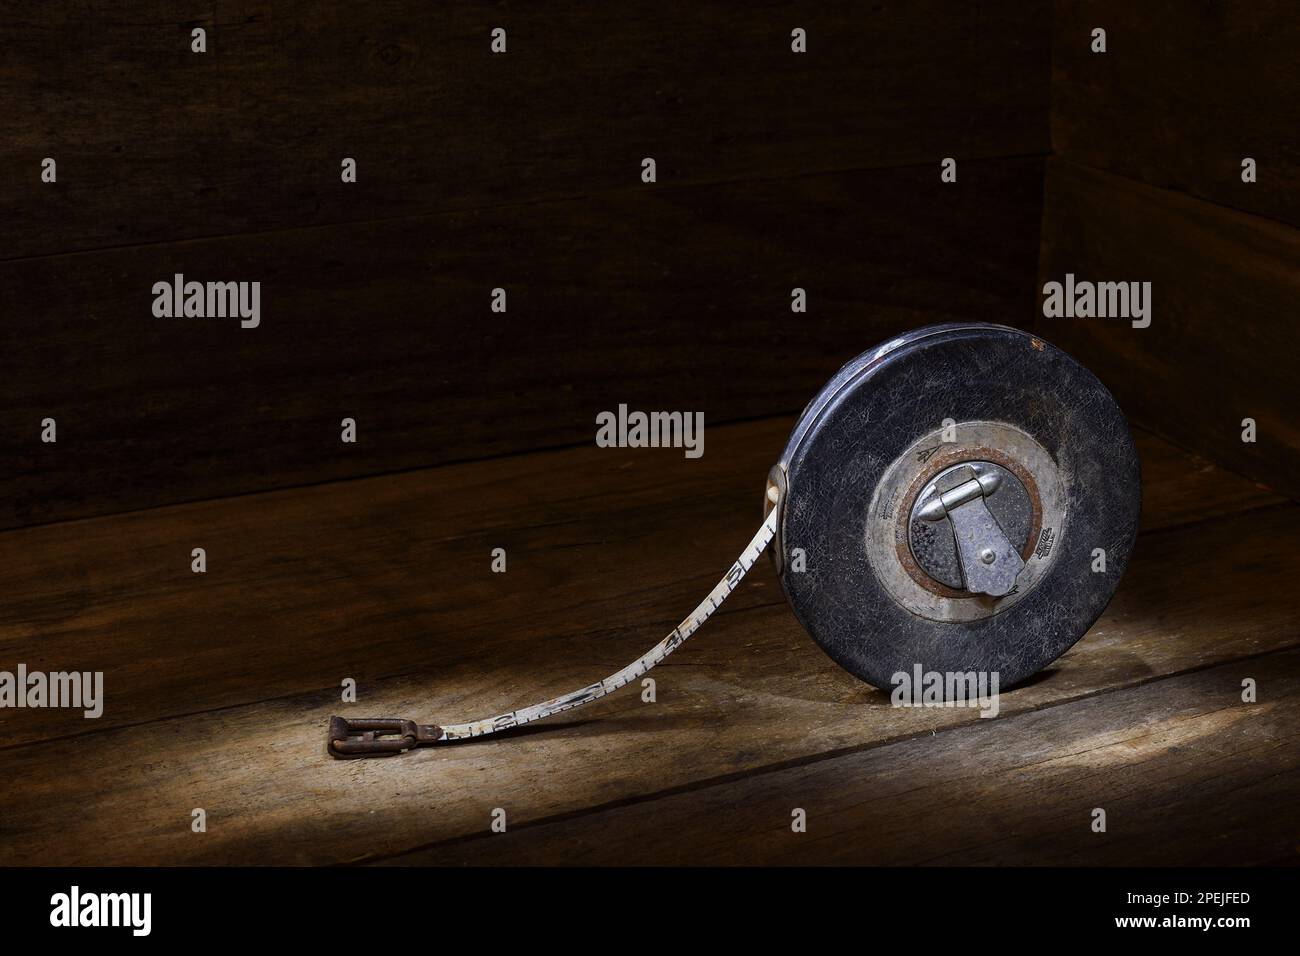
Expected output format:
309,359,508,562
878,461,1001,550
0,0,1036,525
1,2,1296,868
4,3,1293,527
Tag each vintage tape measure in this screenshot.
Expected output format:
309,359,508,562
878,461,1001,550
329,323,1141,758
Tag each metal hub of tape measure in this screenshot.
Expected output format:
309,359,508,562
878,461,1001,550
329,322,1141,758
861,422,1064,622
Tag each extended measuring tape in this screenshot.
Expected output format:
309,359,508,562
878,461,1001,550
328,323,1141,758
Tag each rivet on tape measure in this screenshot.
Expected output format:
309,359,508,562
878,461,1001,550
328,323,1141,758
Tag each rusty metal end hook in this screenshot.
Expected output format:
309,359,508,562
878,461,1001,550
327,716,442,758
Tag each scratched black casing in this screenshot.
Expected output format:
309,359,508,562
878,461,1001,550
775,323,1142,690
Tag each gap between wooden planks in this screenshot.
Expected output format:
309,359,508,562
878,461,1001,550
0,417,1290,864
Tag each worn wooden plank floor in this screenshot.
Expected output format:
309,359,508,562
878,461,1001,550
0,417,1292,865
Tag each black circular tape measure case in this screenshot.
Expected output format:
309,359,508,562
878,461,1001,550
768,322,1141,690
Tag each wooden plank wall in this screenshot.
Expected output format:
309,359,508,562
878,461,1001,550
1039,2,1300,498
0,2,1051,530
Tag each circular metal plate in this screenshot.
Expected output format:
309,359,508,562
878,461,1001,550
868,422,1065,622
773,323,1141,691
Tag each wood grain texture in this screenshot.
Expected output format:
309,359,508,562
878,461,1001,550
0,423,1289,865
0,159,1044,530
0,421,1275,747
1,0,1049,259
1038,158,1300,499
1051,0,1300,229
395,649,1300,866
